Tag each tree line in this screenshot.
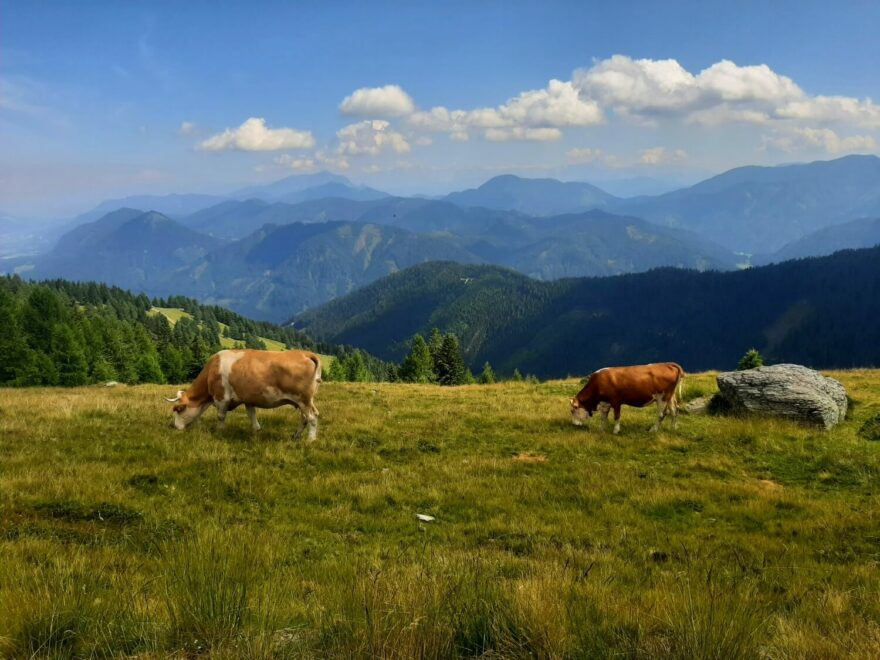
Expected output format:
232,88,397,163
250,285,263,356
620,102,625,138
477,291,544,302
0,276,394,387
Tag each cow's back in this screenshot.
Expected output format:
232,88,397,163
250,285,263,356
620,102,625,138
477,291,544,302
213,349,321,406
594,363,682,407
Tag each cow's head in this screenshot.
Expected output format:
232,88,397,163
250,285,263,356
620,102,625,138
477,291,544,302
570,397,589,426
165,390,207,430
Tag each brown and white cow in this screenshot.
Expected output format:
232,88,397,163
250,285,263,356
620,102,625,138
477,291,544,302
165,349,322,440
570,362,684,434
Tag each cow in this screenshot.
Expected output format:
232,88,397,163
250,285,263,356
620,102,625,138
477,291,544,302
569,363,684,434
165,349,322,440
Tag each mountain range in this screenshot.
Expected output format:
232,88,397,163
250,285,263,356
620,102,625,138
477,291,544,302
6,154,880,328
296,247,880,377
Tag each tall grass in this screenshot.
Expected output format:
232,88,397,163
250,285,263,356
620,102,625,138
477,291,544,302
1,373,880,657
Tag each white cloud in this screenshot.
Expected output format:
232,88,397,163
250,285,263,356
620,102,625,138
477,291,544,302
764,127,876,154
178,121,197,136
484,127,562,142
573,55,880,130
406,79,602,141
315,150,351,170
274,155,317,171
336,119,410,155
639,147,687,165
566,147,605,163
776,96,880,128
198,117,315,151
339,84,416,117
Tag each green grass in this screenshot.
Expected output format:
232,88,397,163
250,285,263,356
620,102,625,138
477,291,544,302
1,371,879,657
149,307,289,352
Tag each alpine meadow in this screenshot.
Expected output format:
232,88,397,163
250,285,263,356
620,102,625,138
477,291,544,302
3,2,880,659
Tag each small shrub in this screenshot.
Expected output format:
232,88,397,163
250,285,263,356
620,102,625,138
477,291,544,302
737,349,764,370
858,412,880,441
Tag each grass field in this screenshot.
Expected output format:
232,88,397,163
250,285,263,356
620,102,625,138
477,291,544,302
1,371,879,658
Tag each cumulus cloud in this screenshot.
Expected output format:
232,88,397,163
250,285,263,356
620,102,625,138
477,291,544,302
573,55,880,131
764,127,876,154
639,147,687,165
405,79,602,141
339,84,416,117
198,117,315,151
484,127,562,142
336,119,411,155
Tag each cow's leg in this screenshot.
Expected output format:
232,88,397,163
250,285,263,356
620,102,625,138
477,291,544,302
305,404,318,442
669,397,679,430
291,403,307,440
612,405,622,435
215,401,228,429
598,402,610,433
651,394,667,432
246,405,261,432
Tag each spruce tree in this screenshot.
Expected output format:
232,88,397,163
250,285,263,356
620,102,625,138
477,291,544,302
437,334,466,386
399,334,436,383
344,350,371,382
512,368,523,382
737,348,764,370
478,361,496,384
51,324,90,386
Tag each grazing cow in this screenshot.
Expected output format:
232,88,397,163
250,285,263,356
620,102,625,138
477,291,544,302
570,363,684,434
165,349,322,440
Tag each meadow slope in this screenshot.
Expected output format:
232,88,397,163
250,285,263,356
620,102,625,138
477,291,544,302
1,372,879,657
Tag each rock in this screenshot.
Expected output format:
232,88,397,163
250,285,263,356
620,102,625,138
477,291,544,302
104,381,119,387
715,364,847,429
683,396,711,415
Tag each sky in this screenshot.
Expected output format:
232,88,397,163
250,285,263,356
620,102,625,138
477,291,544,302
2,0,880,217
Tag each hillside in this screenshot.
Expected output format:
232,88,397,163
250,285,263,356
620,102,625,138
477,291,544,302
0,276,392,387
297,247,880,377
759,216,880,264
180,221,482,320
612,154,880,252
446,174,616,216
3,373,880,656
27,210,223,293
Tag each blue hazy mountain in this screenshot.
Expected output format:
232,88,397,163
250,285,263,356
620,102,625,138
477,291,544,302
757,216,880,264
612,155,880,253
445,174,617,216
24,209,222,292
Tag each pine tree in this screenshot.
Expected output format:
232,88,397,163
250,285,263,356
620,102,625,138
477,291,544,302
427,328,444,372
51,324,90,386
437,334,466,386
399,334,436,383
478,361,496,384
344,350,371,382
737,348,764,370
0,289,35,385
512,368,523,382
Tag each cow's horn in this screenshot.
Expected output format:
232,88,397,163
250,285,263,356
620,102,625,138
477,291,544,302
165,390,184,402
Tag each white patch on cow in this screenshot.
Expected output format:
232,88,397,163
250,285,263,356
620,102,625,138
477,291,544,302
218,350,245,403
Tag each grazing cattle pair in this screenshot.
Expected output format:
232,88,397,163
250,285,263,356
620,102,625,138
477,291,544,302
570,362,684,434
167,350,681,439
166,349,322,440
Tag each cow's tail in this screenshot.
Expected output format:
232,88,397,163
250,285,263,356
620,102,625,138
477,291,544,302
310,354,323,384
674,365,685,408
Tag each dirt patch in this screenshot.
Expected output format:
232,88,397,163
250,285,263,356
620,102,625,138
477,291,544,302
758,479,783,491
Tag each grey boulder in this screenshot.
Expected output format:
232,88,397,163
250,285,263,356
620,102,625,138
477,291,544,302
715,364,847,429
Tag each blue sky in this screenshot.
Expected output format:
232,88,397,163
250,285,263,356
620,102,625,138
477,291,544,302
2,1,880,216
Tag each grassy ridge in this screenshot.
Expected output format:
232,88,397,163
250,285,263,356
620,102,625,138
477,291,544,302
1,372,879,657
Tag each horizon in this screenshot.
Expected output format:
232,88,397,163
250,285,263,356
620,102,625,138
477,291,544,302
3,1,880,217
